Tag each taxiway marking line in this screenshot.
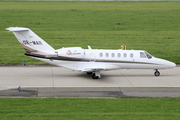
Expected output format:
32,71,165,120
7,86,180,88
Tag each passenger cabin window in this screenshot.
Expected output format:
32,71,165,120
123,53,127,58
111,53,115,57
105,53,109,57
99,53,103,57
117,53,121,57
140,52,146,58
130,53,133,58
145,52,152,59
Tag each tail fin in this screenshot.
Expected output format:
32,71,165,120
6,27,55,53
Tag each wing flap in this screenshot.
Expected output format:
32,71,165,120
81,64,121,72
81,67,110,72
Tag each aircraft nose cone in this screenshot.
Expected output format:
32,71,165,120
170,62,176,68
166,61,176,68
155,58,176,69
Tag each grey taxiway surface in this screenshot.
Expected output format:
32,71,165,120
0,66,180,98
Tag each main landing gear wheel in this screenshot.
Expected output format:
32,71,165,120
154,69,160,77
92,73,99,79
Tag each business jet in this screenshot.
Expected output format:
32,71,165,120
6,27,176,79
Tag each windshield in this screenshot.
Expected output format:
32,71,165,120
144,52,152,59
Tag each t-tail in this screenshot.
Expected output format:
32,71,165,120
6,27,55,53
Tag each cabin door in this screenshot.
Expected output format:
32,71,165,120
89,53,96,62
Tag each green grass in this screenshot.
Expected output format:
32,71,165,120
0,98,180,119
0,1,180,64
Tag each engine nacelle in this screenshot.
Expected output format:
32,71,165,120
56,47,85,58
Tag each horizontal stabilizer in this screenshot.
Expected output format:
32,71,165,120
6,27,29,32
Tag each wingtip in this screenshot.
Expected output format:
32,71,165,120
5,27,29,32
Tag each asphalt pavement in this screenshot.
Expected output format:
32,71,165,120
0,66,180,98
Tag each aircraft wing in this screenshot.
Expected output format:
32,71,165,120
58,63,120,72
81,67,110,72
80,64,120,72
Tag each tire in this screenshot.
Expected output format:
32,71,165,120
92,73,99,79
154,71,160,76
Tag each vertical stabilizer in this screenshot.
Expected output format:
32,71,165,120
6,27,55,53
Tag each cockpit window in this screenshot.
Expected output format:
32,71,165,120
140,52,146,58
145,52,152,59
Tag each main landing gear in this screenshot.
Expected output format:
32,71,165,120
154,69,160,77
92,73,99,79
87,71,101,79
87,72,92,75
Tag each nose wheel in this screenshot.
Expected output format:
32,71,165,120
154,69,160,77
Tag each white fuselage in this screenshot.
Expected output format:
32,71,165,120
30,47,176,72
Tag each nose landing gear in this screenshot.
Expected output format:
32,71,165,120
154,69,160,77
